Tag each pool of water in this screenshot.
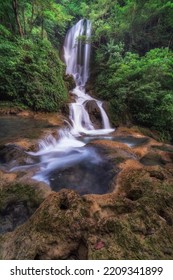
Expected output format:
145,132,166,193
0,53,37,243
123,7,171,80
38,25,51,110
31,146,117,195
48,152,116,195
81,135,149,147
0,116,150,195
0,116,55,144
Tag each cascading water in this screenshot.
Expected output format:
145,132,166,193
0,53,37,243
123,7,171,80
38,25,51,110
64,19,114,136
11,20,115,194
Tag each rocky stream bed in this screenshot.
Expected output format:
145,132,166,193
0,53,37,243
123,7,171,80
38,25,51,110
1,112,173,259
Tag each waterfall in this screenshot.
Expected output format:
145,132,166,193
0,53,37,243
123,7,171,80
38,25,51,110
64,19,114,136
25,19,114,187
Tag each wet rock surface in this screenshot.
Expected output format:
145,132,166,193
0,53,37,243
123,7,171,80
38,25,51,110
0,144,39,171
0,112,65,149
0,116,56,146
140,152,167,166
112,135,149,147
0,144,26,165
85,100,102,129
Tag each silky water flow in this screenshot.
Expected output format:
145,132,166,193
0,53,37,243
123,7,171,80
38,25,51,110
12,19,115,194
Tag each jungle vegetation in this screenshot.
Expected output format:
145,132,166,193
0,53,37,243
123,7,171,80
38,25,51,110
0,0,173,139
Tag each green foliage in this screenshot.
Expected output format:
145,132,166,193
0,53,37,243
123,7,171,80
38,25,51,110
87,0,173,53
0,24,11,38
95,46,173,139
0,0,173,138
59,0,91,17
0,37,68,111
0,0,72,112
83,0,173,140
0,0,72,41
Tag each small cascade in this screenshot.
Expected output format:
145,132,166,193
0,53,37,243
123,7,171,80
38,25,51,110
97,101,112,129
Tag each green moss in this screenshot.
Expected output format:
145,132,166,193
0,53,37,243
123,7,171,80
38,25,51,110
0,183,44,212
90,168,173,259
112,157,125,164
2,167,173,260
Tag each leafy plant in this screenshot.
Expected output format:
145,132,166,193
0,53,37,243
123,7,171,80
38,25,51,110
0,37,68,111
95,45,173,140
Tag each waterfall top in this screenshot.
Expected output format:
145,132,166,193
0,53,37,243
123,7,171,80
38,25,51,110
64,19,92,87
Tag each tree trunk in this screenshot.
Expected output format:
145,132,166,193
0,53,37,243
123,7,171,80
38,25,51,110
29,3,35,34
41,17,44,39
22,7,26,36
12,0,23,37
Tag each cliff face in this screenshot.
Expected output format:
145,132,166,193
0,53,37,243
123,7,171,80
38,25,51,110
1,127,173,260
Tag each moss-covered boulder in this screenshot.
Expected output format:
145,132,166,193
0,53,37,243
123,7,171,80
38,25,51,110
0,178,49,235
64,74,76,91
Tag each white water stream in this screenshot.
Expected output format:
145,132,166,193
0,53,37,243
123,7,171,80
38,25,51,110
64,19,114,136
23,19,115,187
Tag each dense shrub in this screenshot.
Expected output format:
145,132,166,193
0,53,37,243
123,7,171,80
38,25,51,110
95,46,173,140
0,37,68,111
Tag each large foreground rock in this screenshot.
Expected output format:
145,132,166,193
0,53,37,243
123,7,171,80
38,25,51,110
1,163,173,260
1,126,173,259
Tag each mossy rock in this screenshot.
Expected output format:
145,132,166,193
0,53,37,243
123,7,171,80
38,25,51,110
0,182,45,234
64,74,76,90
1,166,173,260
0,190,91,260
